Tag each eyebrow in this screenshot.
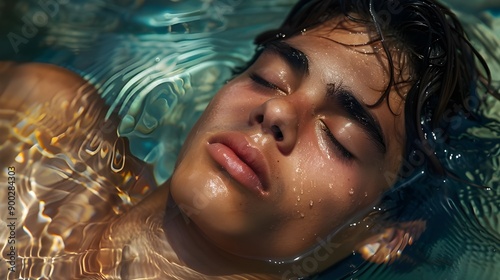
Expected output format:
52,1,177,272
263,41,386,154
326,84,387,154
263,41,309,77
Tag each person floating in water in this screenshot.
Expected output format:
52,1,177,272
0,0,498,279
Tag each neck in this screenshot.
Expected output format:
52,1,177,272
162,181,283,278
105,180,281,279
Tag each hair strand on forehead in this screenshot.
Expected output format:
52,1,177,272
250,0,499,186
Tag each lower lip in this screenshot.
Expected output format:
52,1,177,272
207,142,265,196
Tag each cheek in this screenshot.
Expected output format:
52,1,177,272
171,163,248,234
284,141,382,223
288,138,348,187
176,83,251,163
202,85,259,127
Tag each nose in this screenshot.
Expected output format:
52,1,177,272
249,97,298,154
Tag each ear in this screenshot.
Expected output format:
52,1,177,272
355,220,426,264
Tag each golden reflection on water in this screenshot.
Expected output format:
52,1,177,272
0,79,156,279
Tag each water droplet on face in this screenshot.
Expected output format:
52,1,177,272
310,180,318,191
297,196,301,202
364,192,368,197
349,188,354,195
300,189,304,195
329,183,333,189
309,200,313,208
268,259,285,265
300,213,305,218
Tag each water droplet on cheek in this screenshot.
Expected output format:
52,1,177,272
309,200,313,208
349,188,355,195
364,192,368,197
297,196,301,202
300,213,305,218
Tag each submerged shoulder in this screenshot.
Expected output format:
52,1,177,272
0,62,94,111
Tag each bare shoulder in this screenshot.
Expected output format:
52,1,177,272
0,61,155,198
0,63,158,278
0,61,109,137
0,62,94,111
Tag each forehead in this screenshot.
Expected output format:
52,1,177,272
305,17,378,46
279,18,408,174
284,18,408,110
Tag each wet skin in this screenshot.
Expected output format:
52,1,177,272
170,18,407,262
0,18,420,279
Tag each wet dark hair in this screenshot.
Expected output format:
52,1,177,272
251,0,499,181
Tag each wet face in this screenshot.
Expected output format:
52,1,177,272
170,19,407,260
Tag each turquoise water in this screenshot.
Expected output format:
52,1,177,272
1,0,299,185
0,0,498,279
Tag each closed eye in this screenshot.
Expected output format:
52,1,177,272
319,120,354,162
249,73,281,92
